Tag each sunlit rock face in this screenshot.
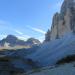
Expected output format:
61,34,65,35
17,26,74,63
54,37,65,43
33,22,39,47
45,0,75,41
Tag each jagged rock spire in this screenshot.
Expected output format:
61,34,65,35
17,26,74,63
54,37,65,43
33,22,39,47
45,0,75,42
61,0,75,18
44,29,51,42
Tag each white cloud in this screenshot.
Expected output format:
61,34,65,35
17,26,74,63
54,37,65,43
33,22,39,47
14,29,30,37
15,29,45,42
0,20,45,41
31,28,45,34
14,30,31,40
15,30,24,35
27,26,46,34
17,36,27,41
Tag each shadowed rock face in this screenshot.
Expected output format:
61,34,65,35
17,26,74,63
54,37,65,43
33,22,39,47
56,55,75,65
44,29,51,42
45,0,75,41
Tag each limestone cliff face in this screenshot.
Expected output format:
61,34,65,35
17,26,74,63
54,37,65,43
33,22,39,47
44,29,51,42
45,0,75,41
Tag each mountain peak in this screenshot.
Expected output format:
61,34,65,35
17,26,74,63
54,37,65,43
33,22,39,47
27,38,41,45
61,0,75,16
6,35,18,40
45,0,75,42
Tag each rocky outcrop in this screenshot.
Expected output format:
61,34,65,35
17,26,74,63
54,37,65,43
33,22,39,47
44,29,51,42
26,38,41,45
45,0,75,41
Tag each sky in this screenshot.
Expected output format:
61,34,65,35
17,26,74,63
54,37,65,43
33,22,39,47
0,0,63,42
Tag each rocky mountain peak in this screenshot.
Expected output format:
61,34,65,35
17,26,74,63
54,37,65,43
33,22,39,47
5,35,18,41
45,0,75,42
27,38,41,45
44,29,51,42
61,0,75,18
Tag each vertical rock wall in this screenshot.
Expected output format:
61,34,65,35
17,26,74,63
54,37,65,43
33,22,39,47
45,0,75,41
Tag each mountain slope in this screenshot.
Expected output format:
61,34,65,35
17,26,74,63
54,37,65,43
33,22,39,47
29,62,75,75
26,33,75,66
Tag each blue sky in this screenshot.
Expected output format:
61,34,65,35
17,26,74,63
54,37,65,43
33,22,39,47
0,0,63,42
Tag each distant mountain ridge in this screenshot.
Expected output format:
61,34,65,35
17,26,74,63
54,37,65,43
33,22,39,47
0,35,41,47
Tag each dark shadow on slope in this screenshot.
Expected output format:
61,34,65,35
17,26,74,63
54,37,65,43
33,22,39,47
56,55,75,65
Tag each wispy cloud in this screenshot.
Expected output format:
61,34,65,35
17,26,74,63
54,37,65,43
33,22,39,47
31,28,46,34
17,36,27,41
14,30,31,40
0,20,45,41
15,30,24,35
0,20,31,40
27,26,46,34
14,30,30,37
